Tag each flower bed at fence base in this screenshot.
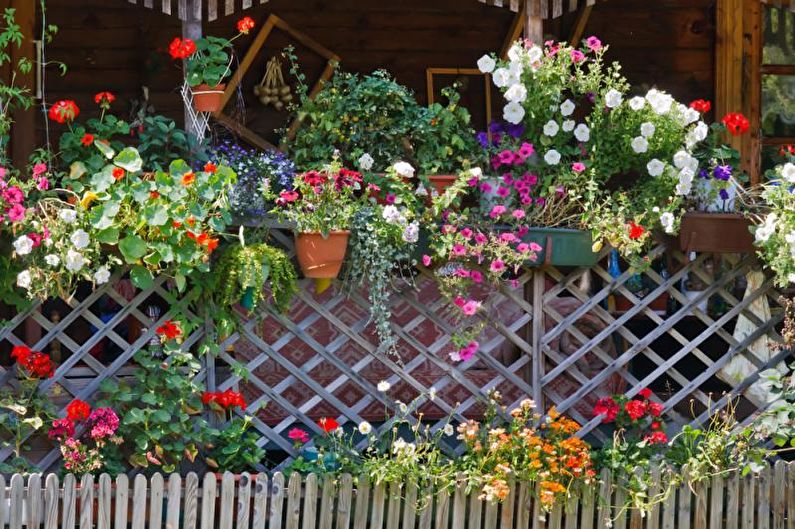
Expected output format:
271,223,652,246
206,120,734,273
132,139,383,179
1,462,793,529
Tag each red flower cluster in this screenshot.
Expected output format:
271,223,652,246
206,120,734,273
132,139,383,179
593,397,619,423
48,100,80,124
155,319,182,340
11,345,54,379
66,399,91,421
203,162,217,173
94,91,116,106
318,417,340,433
81,133,95,147
236,16,256,34
722,112,750,136
689,99,711,114
186,231,219,254
779,144,795,158
334,168,363,190
202,389,247,410
168,37,196,60
627,222,645,240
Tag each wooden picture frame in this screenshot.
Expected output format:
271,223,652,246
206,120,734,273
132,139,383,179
426,68,493,130
214,14,340,151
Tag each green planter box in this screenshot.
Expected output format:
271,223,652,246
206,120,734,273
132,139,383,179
522,227,599,267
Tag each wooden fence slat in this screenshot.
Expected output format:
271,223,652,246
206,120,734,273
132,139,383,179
183,473,199,529
468,484,483,529
98,473,112,529
774,462,786,529
614,475,627,529
741,474,755,529
166,474,182,529
286,472,303,529
515,482,530,529
759,466,771,529
319,476,335,529
302,474,318,529
28,473,42,529
387,481,402,529
63,474,77,529
417,484,434,529
238,473,253,529
9,474,24,529
269,473,285,529
200,473,218,529
596,469,612,529
352,475,370,529
726,471,740,529
219,472,236,529
679,469,692,529
694,479,708,529
252,474,269,529
531,483,543,529
709,475,725,529
788,463,795,529
563,491,578,529
483,497,498,529
80,474,94,529
149,474,165,529
500,481,516,529
114,475,129,529
43,474,59,529
336,475,354,529
580,482,596,529
549,502,563,529
372,481,388,529
0,475,6,529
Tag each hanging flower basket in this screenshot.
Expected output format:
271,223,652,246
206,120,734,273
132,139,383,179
192,83,226,113
523,227,599,267
678,212,754,254
426,174,458,196
294,231,350,279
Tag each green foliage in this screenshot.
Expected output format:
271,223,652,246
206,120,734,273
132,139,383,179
99,342,208,473
186,36,233,87
205,416,266,473
0,382,54,468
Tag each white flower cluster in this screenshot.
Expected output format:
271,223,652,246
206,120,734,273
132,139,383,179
382,204,419,244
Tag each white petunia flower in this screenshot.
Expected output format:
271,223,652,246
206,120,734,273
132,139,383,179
64,249,85,272
574,123,590,142
45,254,60,267
503,101,525,124
562,120,575,132
477,54,496,74
640,122,656,138
382,205,401,223
560,99,575,116
358,153,374,171
755,213,778,243
443,424,454,436
507,43,523,62
646,89,674,114
492,68,511,87
660,212,675,234
70,229,90,249
94,266,111,284
676,181,692,196
604,89,623,109
504,83,527,103
543,120,560,137
470,167,483,178
673,150,694,170
377,380,391,392
358,421,373,435
647,159,665,177
544,150,561,165
414,183,428,197
59,209,77,223
13,235,33,256
393,161,415,178
631,136,649,153
629,96,646,111
678,167,695,187
16,270,31,289
402,221,419,243
781,163,795,183
527,45,543,63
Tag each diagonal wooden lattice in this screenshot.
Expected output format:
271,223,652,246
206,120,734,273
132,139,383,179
0,235,787,471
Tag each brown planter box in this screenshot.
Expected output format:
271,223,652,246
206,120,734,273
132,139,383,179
614,292,669,315
678,212,754,254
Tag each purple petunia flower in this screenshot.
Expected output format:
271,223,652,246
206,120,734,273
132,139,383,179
713,165,732,181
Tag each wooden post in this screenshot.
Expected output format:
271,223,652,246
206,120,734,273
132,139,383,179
715,0,744,152
524,0,544,45
182,0,202,139
10,0,35,168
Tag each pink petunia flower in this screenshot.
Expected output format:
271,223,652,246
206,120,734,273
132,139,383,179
452,244,467,257
461,300,481,316
422,254,432,266
490,260,506,273
474,232,488,245
572,162,586,173
586,36,602,52
571,49,586,63
6,203,25,222
460,227,473,239
512,209,526,219
470,270,484,283
489,205,506,219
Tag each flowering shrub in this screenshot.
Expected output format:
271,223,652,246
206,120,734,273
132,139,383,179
458,395,594,511
48,400,123,475
203,389,266,473
477,38,701,260
751,162,795,286
273,159,364,234
169,17,255,88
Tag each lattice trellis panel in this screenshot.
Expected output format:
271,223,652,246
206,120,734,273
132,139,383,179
0,234,788,471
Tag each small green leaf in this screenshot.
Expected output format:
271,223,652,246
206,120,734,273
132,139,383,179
114,147,144,172
119,235,147,262
95,141,116,159
96,227,119,244
130,265,154,289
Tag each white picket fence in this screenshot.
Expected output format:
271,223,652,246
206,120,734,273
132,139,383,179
1,461,794,529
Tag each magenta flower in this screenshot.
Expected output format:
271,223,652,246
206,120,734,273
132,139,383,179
571,49,586,63
460,227,473,239
454,268,471,278
385,194,396,204
498,150,515,165
27,232,42,247
479,181,493,193
517,243,531,253
470,270,484,284
453,296,466,308
518,142,535,159
496,186,510,198
524,173,538,186
489,205,506,219
490,260,506,273
288,428,310,444
572,162,586,173
521,196,533,206
6,203,25,222
536,197,547,206
459,341,479,362
586,36,602,52
474,232,488,245
461,300,481,316
36,177,50,191
422,254,432,266
502,174,514,185
499,233,518,243
530,242,543,252
3,186,23,204
512,209,526,219
32,163,47,177
517,226,530,237
452,244,467,257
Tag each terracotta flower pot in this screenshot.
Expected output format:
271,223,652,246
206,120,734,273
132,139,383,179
294,231,350,279
426,174,458,196
678,212,754,254
192,83,226,112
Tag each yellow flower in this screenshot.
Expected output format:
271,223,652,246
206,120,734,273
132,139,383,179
80,191,99,209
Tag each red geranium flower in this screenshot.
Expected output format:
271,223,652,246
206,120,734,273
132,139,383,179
593,397,619,423
203,162,217,173
277,190,299,205
624,399,647,421
648,402,664,417
722,112,750,136
203,389,246,410
303,170,326,186
638,388,652,399
48,418,75,441
318,417,340,433
236,16,255,34
628,222,645,240
689,99,711,114
94,91,116,107
155,320,182,340
66,399,91,421
168,37,196,60
81,133,94,147
48,100,80,124
112,167,125,180
644,430,668,445
11,345,32,365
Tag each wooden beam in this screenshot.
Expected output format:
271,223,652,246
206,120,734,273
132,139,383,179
568,5,593,47
500,0,526,59
744,0,762,185
10,0,35,168
524,1,544,44
715,0,744,153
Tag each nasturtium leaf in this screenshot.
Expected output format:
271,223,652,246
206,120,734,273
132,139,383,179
69,161,87,179
144,204,169,226
114,147,144,173
90,167,115,193
119,235,147,262
96,227,119,244
129,265,154,289
94,140,116,160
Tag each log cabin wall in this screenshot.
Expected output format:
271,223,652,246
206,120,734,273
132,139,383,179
36,0,716,146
